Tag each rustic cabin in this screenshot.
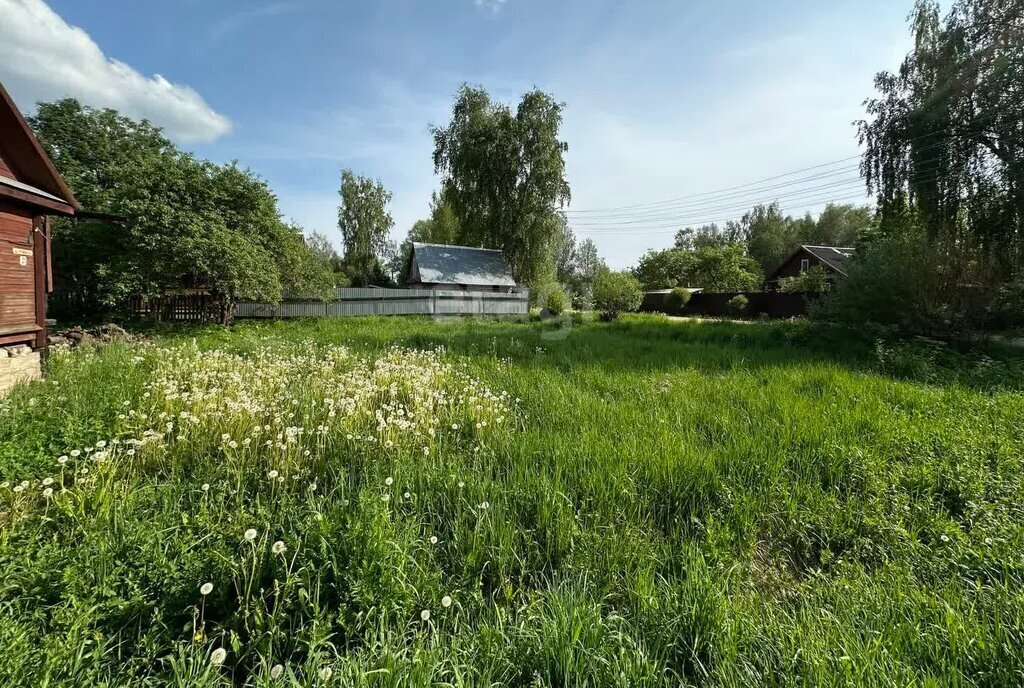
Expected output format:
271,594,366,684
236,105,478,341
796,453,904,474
765,245,855,290
0,82,78,394
406,242,519,292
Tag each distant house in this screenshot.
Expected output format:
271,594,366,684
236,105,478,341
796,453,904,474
766,245,855,290
406,242,518,292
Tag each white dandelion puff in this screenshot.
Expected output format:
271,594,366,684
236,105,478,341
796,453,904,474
42,487,54,498
270,664,284,679
201,483,210,492
41,477,54,486
200,582,213,595
441,595,452,608
429,536,438,545
268,470,279,480
272,540,287,555
384,476,394,486
244,528,258,542
318,667,333,681
210,647,227,666
420,609,431,621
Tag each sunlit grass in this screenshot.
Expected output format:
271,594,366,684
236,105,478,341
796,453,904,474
0,314,1022,686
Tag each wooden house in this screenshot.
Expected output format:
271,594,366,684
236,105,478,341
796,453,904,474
0,82,78,393
765,245,855,290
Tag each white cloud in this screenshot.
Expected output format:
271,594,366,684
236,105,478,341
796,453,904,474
474,0,508,14
209,2,308,41
0,0,232,143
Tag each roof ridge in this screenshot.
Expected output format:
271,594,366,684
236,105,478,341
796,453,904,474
413,242,504,253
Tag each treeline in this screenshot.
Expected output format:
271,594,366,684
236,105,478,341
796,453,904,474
633,202,870,291
30,101,338,320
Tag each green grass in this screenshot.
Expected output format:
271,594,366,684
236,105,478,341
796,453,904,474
1,314,1023,686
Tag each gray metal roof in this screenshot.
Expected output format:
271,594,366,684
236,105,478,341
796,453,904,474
802,245,855,275
410,243,517,287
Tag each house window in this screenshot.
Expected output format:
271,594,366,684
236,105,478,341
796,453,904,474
800,258,810,272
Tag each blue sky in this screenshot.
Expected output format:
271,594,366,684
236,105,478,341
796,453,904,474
1,0,916,268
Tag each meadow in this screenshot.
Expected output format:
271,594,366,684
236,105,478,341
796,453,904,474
1,314,1023,687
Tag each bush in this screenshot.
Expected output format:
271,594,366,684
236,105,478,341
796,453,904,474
664,287,693,313
778,265,827,293
544,285,570,316
593,270,643,321
727,294,748,316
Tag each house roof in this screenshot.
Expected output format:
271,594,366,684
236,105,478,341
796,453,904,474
768,245,856,280
410,243,517,287
0,81,77,214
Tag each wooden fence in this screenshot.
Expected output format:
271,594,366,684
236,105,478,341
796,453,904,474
235,288,529,319
126,294,222,323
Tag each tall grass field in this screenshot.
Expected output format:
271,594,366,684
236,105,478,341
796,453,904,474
1,315,1023,686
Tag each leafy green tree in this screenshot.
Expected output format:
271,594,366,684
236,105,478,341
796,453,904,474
337,170,394,287
28,99,334,319
686,244,763,291
593,269,643,321
743,203,797,273
432,84,571,288
859,0,1024,275
634,248,692,290
674,222,745,251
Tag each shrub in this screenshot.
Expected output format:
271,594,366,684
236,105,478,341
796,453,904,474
778,265,827,293
664,287,693,313
727,294,748,316
593,270,643,321
544,285,570,316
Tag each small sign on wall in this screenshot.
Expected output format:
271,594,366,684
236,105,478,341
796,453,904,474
12,247,32,267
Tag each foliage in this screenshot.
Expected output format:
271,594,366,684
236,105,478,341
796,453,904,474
664,287,693,313
337,170,395,288
859,0,1024,276
637,245,762,292
593,269,643,321
542,283,570,316
432,85,571,289
3,316,1024,684
28,99,334,313
726,294,749,315
778,264,828,293
674,222,745,251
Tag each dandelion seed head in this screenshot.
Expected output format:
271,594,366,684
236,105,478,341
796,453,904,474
210,647,227,666
384,476,393,486
429,536,438,545
270,664,284,679
441,595,452,608
272,540,287,555
244,528,258,542
200,582,213,595
420,609,431,621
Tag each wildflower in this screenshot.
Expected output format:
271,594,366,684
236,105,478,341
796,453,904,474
200,582,213,596
13,484,24,493
319,667,333,681
42,477,54,486
420,609,431,621
479,501,490,510
985,537,993,545
940,534,950,543
268,470,279,480
194,630,205,643
58,455,68,465
244,528,258,542
422,446,430,456
42,487,54,499
126,449,136,457
404,492,411,499
385,476,394,486
451,423,459,430
429,536,438,545
458,481,465,488
201,483,210,492
441,595,452,608
272,540,287,555
71,449,81,457
228,441,238,449
210,647,227,666
96,440,107,449
270,664,284,679
0,481,7,489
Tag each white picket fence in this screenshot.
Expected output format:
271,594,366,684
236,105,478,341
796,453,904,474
235,287,529,319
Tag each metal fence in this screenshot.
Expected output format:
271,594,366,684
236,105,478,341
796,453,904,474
235,287,529,319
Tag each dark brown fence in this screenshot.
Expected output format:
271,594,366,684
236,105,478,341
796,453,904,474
126,294,222,323
640,291,820,319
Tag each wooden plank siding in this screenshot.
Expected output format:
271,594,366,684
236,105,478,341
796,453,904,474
0,201,37,345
